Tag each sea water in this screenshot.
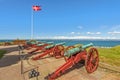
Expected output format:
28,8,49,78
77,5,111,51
0,39,120,47
37,39,120,47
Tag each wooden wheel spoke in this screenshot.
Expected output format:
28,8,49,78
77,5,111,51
85,47,99,73
90,63,95,71
63,46,75,61
53,45,64,58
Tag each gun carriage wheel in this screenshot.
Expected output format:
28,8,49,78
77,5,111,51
53,45,64,59
85,47,99,73
63,46,75,61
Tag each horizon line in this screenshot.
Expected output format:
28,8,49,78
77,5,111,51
0,38,120,40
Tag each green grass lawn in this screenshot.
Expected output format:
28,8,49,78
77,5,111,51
0,50,7,59
98,45,120,67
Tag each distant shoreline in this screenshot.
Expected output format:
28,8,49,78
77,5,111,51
0,39,120,41
0,39,120,47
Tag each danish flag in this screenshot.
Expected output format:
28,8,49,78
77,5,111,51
32,6,41,11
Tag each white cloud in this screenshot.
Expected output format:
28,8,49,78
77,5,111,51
108,31,120,35
87,32,101,35
77,26,83,29
96,32,101,34
70,32,81,35
70,32,75,34
87,32,94,35
36,36,118,40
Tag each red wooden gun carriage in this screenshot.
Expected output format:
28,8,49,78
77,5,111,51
44,43,99,80
32,42,66,60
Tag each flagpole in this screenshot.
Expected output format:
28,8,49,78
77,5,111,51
31,8,34,40
31,5,41,40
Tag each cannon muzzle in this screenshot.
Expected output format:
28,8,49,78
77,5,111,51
46,42,54,44
37,43,45,46
45,44,55,49
27,41,36,45
82,43,93,49
45,42,66,49
64,43,93,57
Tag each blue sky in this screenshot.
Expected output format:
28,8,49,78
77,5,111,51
0,0,120,39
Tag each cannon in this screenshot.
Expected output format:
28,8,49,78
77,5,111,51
23,40,39,49
28,42,54,54
32,42,65,60
45,43,99,80
23,40,53,50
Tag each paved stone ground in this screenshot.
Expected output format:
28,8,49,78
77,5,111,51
26,56,120,80
0,46,120,80
0,45,23,80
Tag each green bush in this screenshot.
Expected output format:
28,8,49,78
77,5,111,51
0,50,7,59
0,42,4,46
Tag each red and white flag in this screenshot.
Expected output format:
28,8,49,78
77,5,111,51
32,6,41,11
